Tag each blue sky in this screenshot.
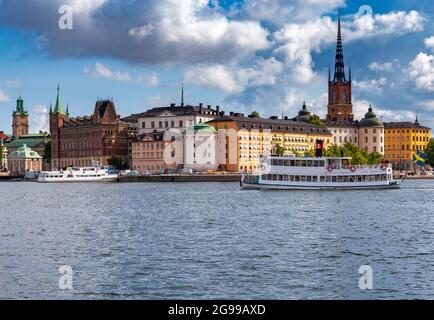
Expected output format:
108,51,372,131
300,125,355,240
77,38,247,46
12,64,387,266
0,0,433,133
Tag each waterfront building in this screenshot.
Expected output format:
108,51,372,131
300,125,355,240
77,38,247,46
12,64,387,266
50,86,137,169
7,144,42,176
6,133,50,159
327,122,359,147
131,131,171,172
384,118,431,170
184,124,219,172
135,103,220,135
207,113,332,172
358,106,385,155
0,141,7,170
12,96,29,138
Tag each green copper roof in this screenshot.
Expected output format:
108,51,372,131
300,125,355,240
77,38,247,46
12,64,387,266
359,106,384,127
13,96,28,115
187,123,217,132
54,85,65,114
6,135,49,149
8,144,42,159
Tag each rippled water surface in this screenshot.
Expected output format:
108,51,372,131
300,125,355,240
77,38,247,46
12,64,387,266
1,180,434,299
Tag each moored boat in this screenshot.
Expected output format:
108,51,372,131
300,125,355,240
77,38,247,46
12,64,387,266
241,156,401,190
37,166,118,183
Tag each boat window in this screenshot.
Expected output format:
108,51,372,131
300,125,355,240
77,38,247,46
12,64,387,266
290,176,295,182
320,176,325,182
319,161,325,167
284,160,290,166
295,176,300,182
290,160,295,166
312,176,318,182
307,176,312,182
332,176,337,182
301,176,307,182
326,176,332,182
337,176,344,183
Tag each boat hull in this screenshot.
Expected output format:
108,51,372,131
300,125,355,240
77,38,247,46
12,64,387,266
37,175,118,183
241,181,401,190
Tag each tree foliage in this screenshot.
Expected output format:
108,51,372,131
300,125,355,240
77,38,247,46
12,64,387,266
308,114,325,127
425,139,434,167
274,144,285,157
107,156,125,170
324,143,382,165
250,111,260,118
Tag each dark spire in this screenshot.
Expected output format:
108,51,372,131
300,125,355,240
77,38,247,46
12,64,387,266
333,14,346,83
328,66,331,82
415,112,420,126
181,83,184,107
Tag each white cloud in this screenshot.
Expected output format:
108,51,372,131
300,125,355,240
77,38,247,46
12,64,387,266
353,77,388,93
184,58,284,93
353,98,416,122
30,105,49,133
368,61,395,71
420,100,434,111
408,52,434,92
424,36,434,51
0,90,10,102
147,72,160,87
242,0,345,24
83,62,132,82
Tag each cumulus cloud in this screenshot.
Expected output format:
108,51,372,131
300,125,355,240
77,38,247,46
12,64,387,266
0,90,10,102
424,36,434,51
368,61,396,71
4,80,24,88
146,72,160,87
408,52,434,92
242,0,345,24
184,58,284,93
0,0,270,64
353,77,388,93
83,62,131,82
30,105,49,133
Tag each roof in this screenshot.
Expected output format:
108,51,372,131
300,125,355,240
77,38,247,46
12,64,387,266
8,144,42,159
187,123,217,133
359,107,384,128
6,135,49,149
324,120,358,127
133,104,219,119
207,116,332,135
0,132,8,140
384,122,431,130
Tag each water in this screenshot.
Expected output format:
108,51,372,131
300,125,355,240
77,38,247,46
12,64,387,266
0,180,434,300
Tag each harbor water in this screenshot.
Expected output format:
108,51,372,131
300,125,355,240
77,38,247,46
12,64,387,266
0,180,434,299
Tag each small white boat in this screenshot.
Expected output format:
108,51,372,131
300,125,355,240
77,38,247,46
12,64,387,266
241,156,401,190
37,166,118,183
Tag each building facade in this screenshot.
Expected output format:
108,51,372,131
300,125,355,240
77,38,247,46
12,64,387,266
131,131,171,172
7,144,42,176
358,106,385,154
50,86,136,169
0,142,7,171
384,119,431,170
12,96,29,138
135,103,220,135
207,114,332,172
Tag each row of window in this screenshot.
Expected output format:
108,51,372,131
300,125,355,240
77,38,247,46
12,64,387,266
271,159,326,167
386,145,428,151
386,136,429,142
262,174,390,183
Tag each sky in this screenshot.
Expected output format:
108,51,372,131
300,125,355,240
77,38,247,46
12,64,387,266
0,0,434,133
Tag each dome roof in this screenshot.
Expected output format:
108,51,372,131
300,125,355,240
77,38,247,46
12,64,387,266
294,102,311,122
359,106,384,127
8,144,42,159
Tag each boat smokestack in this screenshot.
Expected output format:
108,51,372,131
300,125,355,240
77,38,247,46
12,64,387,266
315,140,324,157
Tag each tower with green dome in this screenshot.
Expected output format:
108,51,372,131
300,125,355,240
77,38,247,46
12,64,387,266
12,96,29,138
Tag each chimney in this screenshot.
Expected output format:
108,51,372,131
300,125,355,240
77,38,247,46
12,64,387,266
230,112,234,116
216,105,220,115
284,116,289,120
207,105,211,109
270,116,278,120
170,103,175,107
199,103,203,113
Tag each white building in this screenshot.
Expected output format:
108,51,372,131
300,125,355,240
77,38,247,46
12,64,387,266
326,122,359,147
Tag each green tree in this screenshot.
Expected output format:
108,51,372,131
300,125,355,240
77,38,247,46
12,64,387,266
107,156,124,170
250,111,260,118
425,139,434,166
324,143,381,165
274,144,285,156
308,114,325,127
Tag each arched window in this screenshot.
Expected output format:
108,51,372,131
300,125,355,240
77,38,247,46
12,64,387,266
342,90,347,103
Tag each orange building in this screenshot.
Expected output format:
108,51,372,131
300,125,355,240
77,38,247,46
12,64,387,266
384,119,431,170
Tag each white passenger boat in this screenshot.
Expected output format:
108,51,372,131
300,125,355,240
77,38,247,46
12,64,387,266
37,166,118,183
241,156,401,190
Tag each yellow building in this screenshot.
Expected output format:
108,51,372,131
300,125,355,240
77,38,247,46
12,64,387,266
384,119,431,170
207,113,332,172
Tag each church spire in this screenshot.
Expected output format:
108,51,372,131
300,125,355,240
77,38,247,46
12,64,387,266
54,84,65,114
181,83,185,107
333,14,346,83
